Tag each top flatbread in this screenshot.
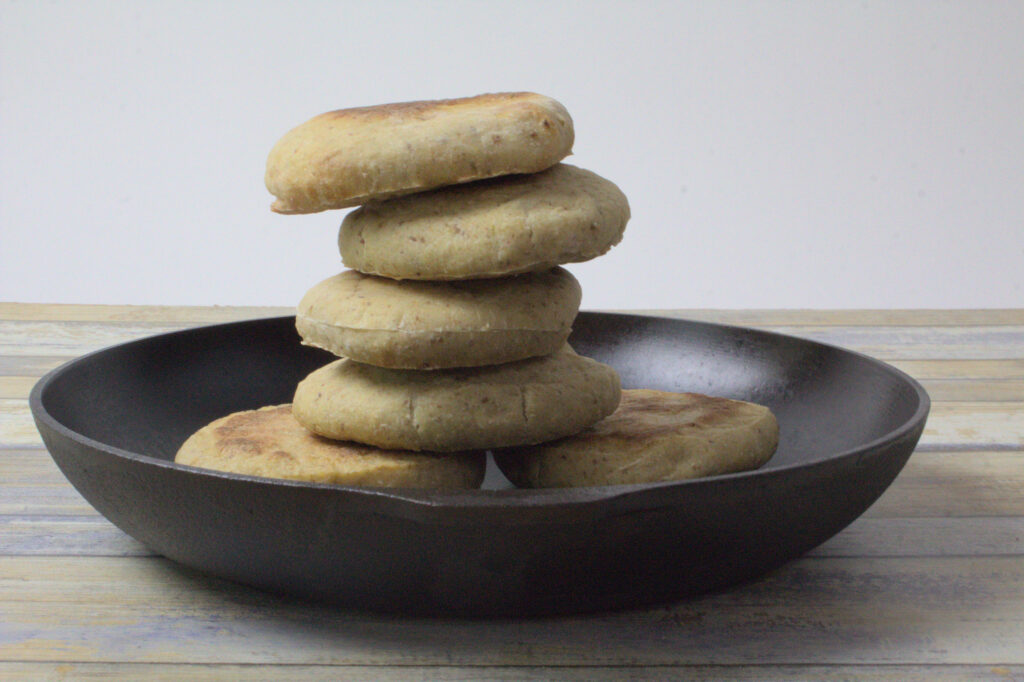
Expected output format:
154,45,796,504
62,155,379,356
265,92,574,214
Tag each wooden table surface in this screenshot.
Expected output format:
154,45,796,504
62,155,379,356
1,303,1021,681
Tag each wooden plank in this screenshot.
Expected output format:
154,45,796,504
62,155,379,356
866,450,1024,518
921,402,1024,449
0,448,97,516
0,355,70,378
2,448,1021,519
754,325,1024,360
2,449,62,485
889,359,1024,380
0,377,37,400
0,556,1021,665
0,662,1019,681
0,302,291,324
0,449,100,516
0,516,150,557
6,302,1020,327
3,320,1023,360
0,400,42,448
0,321,206,357
916,378,1024,402
0,487,96,517
624,308,1024,327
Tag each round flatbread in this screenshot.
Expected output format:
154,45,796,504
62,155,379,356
175,405,486,488
265,92,574,214
296,268,581,369
494,389,779,488
292,347,621,452
338,164,629,280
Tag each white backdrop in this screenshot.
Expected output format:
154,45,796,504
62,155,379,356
2,1,1021,310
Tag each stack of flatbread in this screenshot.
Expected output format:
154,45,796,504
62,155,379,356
175,93,779,489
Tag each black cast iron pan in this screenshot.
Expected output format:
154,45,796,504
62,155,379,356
30,313,929,616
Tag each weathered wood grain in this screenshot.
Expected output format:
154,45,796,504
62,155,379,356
0,488,95,517
629,308,1024,327
917,378,1024,402
0,662,1019,681
0,556,1021,665
0,400,42,448
866,450,1024,518
0,321,214,356
2,449,63,485
0,302,292,324
0,355,69,378
0,516,150,557
0,378,36,400
0,449,95,516
761,325,1024,360
889,358,1024,379
5,302,1020,327
921,402,1024,448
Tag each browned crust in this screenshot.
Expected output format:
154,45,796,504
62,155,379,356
494,390,780,488
265,92,574,214
176,405,486,487
577,390,763,442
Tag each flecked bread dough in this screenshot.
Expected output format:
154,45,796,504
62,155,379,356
494,389,779,488
265,92,574,214
175,405,486,488
338,164,629,280
291,347,622,452
296,267,581,369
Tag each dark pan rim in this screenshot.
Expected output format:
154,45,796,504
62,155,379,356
29,312,931,511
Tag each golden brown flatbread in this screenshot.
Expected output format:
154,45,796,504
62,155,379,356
266,92,573,213
175,405,485,488
339,164,629,280
495,389,779,487
291,347,621,452
296,268,580,369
